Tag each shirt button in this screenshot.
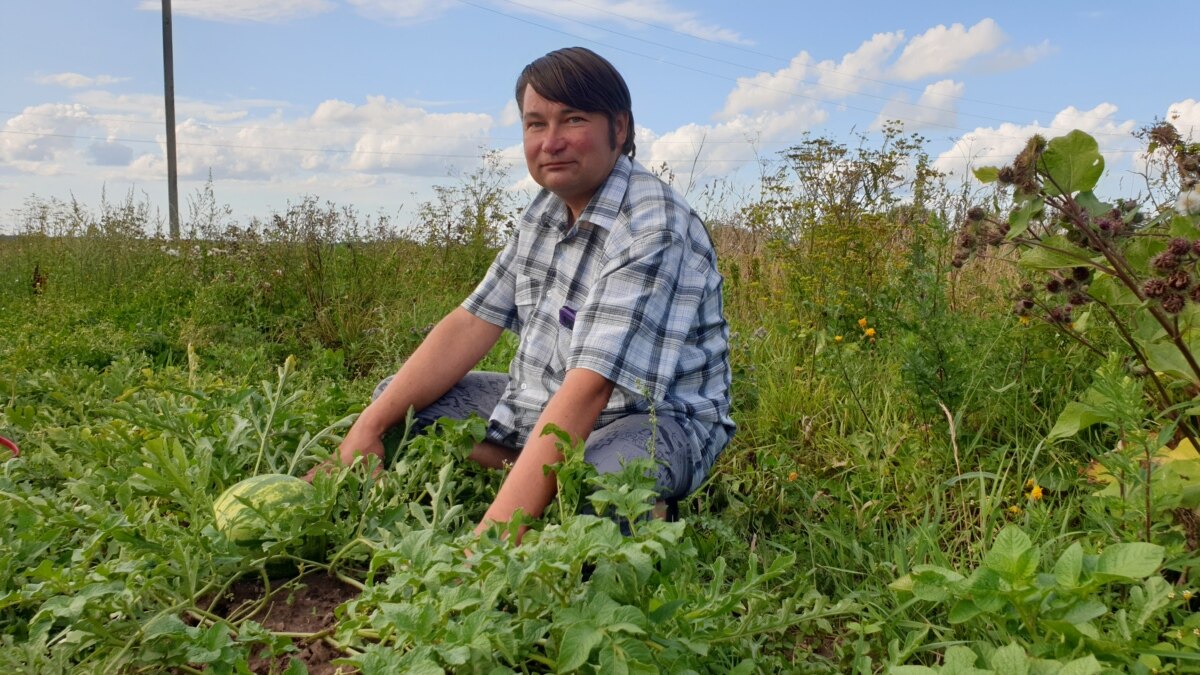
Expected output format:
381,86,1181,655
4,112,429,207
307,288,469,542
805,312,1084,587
520,383,528,390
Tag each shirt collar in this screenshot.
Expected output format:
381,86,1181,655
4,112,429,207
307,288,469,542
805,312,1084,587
538,155,632,236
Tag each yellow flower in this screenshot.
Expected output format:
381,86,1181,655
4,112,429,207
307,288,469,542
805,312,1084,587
787,471,799,482
858,317,868,329
834,335,843,343
1029,485,1044,501
1008,505,1022,515
1018,316,1031,325
1184,589,1194,601
865,327,876,338
1025,478,1035,489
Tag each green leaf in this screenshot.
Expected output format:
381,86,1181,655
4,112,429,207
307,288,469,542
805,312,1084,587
1057,655,1102,675
974,166,1000,183
985,526,1037,582
1038,130,1104,196
1047,401,1110,441
1169,214,1200,240
1058,598,1107,625
1122,235,1167,276
1007,197,1044,240
990,643,1029,675
1143,341,1199,383
948,599,983,624
558,622,603,672
1095,542,1163,580
1019,235,1094,270
1075,191,1111,217
1053,543,1083,589
1087,273,1138,306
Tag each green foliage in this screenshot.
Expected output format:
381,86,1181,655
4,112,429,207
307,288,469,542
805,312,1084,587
891,525,1198,671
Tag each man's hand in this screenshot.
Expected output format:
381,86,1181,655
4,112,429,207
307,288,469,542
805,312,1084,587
303,419,387,481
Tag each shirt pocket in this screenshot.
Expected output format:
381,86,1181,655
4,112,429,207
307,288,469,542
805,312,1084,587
514,273,570,373
514,274,543,334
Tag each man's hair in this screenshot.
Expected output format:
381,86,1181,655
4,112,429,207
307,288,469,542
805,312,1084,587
515,47,636,158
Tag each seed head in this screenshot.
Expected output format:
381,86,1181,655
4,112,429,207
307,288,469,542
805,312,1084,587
1163,293,1186,314
1046,278,1063,294
1168,270,1193,291
997,166,1017,185
1014,302,1029,316
1148,122,1181,148
1068,292,1089,306
1169,238,1193,256
1071,267,1091,282
1143,278,1168,299
967,206,986,222
1153,252,1181,272
1190,285,1200,304
1021,298,1035,310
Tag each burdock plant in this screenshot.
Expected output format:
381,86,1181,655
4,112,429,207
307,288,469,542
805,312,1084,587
959,124,1200,445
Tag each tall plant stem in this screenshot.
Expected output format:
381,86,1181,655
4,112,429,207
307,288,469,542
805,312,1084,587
1096,300,1200,450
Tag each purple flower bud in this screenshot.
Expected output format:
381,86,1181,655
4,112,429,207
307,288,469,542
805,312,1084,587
1143,278,1168,299
1169,238,1192,256
1168,270,1193,291
1163,293,1186,314
1046,278,1062,294
1072,267,1091,282
1153,252,1180,272
1068,292,1089,306
967,207,986,222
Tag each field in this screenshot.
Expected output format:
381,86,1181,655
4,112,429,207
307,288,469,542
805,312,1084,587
3,127,1200,673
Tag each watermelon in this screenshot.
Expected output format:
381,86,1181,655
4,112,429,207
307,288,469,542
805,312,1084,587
213,474,314,546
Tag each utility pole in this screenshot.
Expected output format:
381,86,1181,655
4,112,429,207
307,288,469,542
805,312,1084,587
162,0,180,238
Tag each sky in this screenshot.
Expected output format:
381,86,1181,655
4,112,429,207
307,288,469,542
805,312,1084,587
2,0,1199,233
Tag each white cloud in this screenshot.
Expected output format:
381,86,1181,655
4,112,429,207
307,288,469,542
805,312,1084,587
499,99,521,127
499,0,748,44
872,79,964,131
0,104,94,173
720,32,905,120
933,103,1138,185
1,93,498,185
889,19,1007,81
36,73,129,89
344,0,447,24
983,40,1056,73
816,31,905,97
137,0,334,23
642,107,828,192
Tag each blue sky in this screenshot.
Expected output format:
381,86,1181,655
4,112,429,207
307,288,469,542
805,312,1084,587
2,1,1197,231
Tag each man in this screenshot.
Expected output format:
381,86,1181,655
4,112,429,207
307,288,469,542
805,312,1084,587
318,47,733,536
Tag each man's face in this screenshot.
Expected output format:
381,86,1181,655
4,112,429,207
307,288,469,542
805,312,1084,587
521,85,627,221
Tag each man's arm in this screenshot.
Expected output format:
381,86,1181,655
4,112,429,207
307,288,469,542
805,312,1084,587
473,368,615,536
316,307,504,475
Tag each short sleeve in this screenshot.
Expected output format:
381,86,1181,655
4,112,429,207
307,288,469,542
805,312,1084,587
461,232,520,332
566,230,699,401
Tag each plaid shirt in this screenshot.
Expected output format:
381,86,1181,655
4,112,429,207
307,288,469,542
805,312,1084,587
462,156,734,491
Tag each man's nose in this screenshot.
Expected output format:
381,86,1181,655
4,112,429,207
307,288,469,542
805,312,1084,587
543,128,567,153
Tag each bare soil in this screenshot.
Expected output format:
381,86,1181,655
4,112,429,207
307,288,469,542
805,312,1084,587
205,572,360,674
